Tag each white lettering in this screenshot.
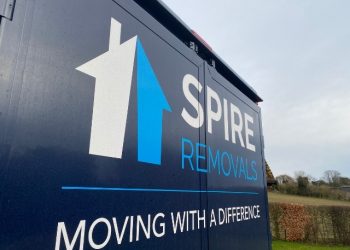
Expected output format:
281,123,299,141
244,113,256,152
223,98,229,141
55,221,85,250
230,103,245,148
112,217,129,245
152,213,165,237
210,209,217,227
171,211,186,233
181,74,256,152
88,218,111,249
136,215,151,241
181,74,204,128
207,86,222,134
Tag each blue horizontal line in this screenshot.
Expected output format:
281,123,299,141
61,186,258,195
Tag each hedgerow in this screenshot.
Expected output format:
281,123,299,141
269,203,350,245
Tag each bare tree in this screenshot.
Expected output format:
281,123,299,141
323,170,341,187
295,171,307,179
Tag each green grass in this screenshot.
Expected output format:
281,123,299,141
268,192,350,207
273,240,350,250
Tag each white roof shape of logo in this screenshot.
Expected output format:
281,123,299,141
76,18,137,159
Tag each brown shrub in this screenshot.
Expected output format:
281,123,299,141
279,203,310,241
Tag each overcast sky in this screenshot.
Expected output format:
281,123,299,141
162,0,350,179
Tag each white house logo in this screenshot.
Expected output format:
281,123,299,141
77,18,171,165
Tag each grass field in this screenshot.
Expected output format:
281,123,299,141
273,240,350,250
268,192,350,207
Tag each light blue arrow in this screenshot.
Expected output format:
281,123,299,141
137,40,171,165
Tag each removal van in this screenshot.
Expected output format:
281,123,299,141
0,0,271,249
